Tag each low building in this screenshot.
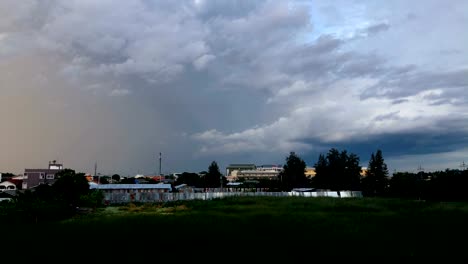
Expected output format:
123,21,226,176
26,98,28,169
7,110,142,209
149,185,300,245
23,161,64,189
89,183,172,203
305,167,316,178
89,183,172,192
304,167,367,178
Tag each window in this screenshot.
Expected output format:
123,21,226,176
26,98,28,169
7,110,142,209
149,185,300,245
46,174,54,179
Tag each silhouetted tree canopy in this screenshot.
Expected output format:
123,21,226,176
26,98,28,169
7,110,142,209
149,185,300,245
279,152,307,191
313,148,361,190
362,149,388,196
53,169,90,207
175,172,203,187
111,174,121,182
205,161,224,188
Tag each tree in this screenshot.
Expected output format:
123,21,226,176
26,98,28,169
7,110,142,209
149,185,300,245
99,176,110,184
111,174,121,182
120,177,136,184
280,152,307,191
312,154,328,189
0,172,15,179
344,153,362,190
313,148,362,190
388,172,420,199
362,149,388,196
175,172,202,187
205,161,224,188
53,169,90,207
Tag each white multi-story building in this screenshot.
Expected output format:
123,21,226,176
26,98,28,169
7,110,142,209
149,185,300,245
229,164,283,181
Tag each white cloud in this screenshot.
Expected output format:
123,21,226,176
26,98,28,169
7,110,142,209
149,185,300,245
193,54,215,70
109,89,131,97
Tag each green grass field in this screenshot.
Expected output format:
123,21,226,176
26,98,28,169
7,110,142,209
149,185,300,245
9,197,468,257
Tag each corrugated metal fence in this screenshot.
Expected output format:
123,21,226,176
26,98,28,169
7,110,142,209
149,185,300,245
103,191,363,204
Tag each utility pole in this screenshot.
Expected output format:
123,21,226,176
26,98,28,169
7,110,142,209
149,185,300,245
159,152,162,176
94,162,98,184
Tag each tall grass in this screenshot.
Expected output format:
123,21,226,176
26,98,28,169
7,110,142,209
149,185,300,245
5,197,468,256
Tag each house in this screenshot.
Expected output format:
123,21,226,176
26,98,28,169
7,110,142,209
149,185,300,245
23,161,64,189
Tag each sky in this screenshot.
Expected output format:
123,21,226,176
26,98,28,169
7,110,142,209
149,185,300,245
1,0,467,176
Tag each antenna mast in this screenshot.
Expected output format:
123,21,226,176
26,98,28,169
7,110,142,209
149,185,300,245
461,161,466,171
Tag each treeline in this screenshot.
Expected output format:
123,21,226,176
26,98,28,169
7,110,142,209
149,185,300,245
279,149,385,194
171,149,468,202
390,170,468,201
174,161,227,188
280,148,468,201
0,169,103,224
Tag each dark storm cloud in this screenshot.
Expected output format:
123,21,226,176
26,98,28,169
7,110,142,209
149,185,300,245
364,22,390,35
362,68,468,99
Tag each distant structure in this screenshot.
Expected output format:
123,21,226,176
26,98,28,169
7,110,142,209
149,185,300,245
460,161,466,171
305,167,316,178
159,152,162,176
226,164,368,182
23,160,64,189
226,164,281,181
226,164,257,179
94,161,98,177
417,165,424,174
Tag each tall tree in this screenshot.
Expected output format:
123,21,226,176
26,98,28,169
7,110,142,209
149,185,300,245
312,154,328,189
53,169,90,207
280,152,307,191
363,149,388,196
313,148,362,190
344,153,362,190
205,161,223,188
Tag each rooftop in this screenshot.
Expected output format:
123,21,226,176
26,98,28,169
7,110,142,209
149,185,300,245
89,184,172,190
227,164,256,168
